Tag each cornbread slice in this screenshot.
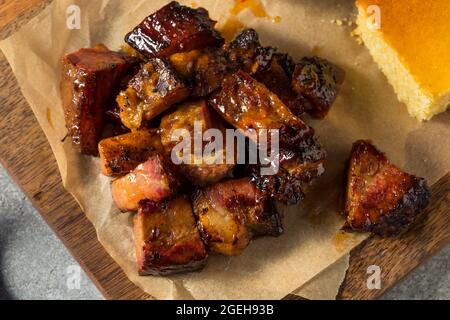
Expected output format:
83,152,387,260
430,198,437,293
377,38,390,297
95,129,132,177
356,0,450,120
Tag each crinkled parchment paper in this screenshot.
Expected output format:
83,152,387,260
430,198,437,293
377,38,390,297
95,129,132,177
1,0,449,300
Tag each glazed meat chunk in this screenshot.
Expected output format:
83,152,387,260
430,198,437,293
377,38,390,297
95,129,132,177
292,56,345,118
117,58,190,130
192,178,283,255
111,154,181,212
250,168,305,205
226,28,274,74
98,129,163,176
125,1,223,58
170,48,227,97
61,45,138,154
344,140,431,236
160,99,234,186
227,29,305,117
209,71,314,150
134,196,207,275
250,142,326,205
254,53,307,118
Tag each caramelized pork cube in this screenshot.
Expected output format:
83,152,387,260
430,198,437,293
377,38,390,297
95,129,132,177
125,1,223,58
292,56,345,118
227,29,307,117
209,71,314,149
279,141,326,183
111,155,181,212
98,129,163,176
134,196,207,275
344,140,431,236
254,53,306,118
226,28,274,73
170,48,227,97
250,168,305,205
160,99,234,186
117,59,190,129
250,142,326,205
192,178,282,255
61,45,138,155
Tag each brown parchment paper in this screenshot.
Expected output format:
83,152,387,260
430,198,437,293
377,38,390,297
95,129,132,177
1,0,449,300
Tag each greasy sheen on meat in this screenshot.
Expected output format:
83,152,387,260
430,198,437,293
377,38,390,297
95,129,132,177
117,58,190,130
209,71,314,149
250,141,326,205
254,53,307,118
192,178,283,255
160,99,234,186
98,129,163,176
250,167,305,205
134,196,207,275
125,1,223,58
209,71,326,204
61,45,139,155
227,29,305,117
170,48,227,97
111,154,181,212
344,140,431,236
292,56,345,118
226,28,274,74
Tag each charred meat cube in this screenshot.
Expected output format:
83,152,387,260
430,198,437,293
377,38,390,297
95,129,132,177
192,178,282,256
98,129,163,176
292,56,345,118
279,142,326,184
61,45,139,155
134,196,207,275
160,99,234,186
170,48,227,97
112,154,181,212
209,72,326,205
117,58,190,130
250,143,326,205
343,140,431,236
125,1,223,58
209,71,314,149
226,29,305,117
250,168,305,205
226,28,274,74
254,53,307,118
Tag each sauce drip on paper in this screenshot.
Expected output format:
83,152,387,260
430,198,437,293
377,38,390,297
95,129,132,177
220,17,245,42
46,108,54,129
220,0,282,42
333,231,349,252
230,0,269,18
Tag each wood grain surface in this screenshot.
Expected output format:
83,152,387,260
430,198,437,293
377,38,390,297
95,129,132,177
0,0,448,300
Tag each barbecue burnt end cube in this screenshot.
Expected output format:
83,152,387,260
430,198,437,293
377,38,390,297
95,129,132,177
254,53,307,118
125,1,223,58
134,196,207,275
98,129,164,176
227,29,306,117
209,71,318,153
226,28,274,73
160,99,234,186
292,56,345,118
170,48,227,97
192,178,283,256
117,58,190,130
61,45,139,155
111,154,182,212
343,140,431,236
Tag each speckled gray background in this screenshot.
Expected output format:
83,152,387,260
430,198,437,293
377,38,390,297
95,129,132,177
0,165,448,300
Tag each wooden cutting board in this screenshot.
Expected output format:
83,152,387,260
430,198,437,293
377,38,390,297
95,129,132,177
0,0,448,300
